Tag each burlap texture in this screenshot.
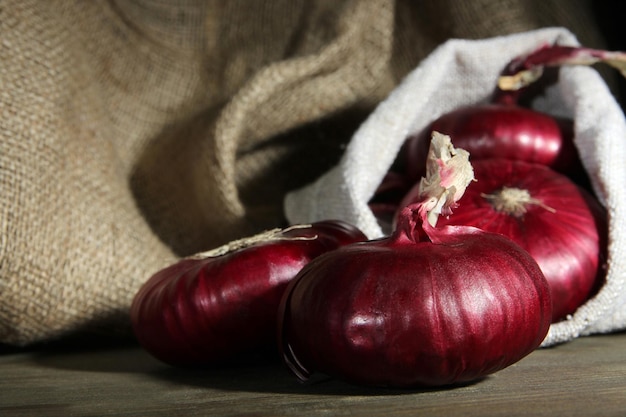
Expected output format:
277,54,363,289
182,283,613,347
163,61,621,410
0,0,612,346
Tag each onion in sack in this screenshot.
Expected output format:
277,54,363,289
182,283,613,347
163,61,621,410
400,158,607,323
403,105,577,181
130,220,366,367
403,44,626,184
279,133,551,388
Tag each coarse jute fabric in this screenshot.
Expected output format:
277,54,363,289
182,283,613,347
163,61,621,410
0,0,613,346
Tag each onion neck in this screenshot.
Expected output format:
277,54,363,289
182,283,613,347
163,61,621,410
394,132,475,244
393,204,425,244
482,187,555,218
417,132,475,225
187,224,315,259
493,44,626,105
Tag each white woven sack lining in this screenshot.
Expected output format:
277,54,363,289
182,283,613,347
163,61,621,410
284,27,626,347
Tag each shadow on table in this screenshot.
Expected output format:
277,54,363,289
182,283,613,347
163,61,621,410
21,334,484,396
147,359,485,396
6,334,156,373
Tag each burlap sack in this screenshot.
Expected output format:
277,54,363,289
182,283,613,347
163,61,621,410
285,27,626,347
0,0,612,346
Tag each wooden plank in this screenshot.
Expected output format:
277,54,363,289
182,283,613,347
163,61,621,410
1,332,625,417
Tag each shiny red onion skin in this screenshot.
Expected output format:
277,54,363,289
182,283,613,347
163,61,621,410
279,226,551,388
403,159,607,322
130,220,366,367
404,105,581,182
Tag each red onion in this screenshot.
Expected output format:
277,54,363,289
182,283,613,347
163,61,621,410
400,159,607,322
403,44,626,185
279,134,551,388
130,220,366,367
403,105,578,182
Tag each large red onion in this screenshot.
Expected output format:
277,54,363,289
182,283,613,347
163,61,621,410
279,134,552,388
400,159,607,322
130,220,366,367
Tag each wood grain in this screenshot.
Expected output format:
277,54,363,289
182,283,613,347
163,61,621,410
1,332,625,417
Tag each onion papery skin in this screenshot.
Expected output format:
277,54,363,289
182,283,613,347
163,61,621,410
404,105,580,183
402,159,607,322
279,225,551,388
130,220,367,367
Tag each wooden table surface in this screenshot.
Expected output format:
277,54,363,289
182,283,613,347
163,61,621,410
1,331,625,417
